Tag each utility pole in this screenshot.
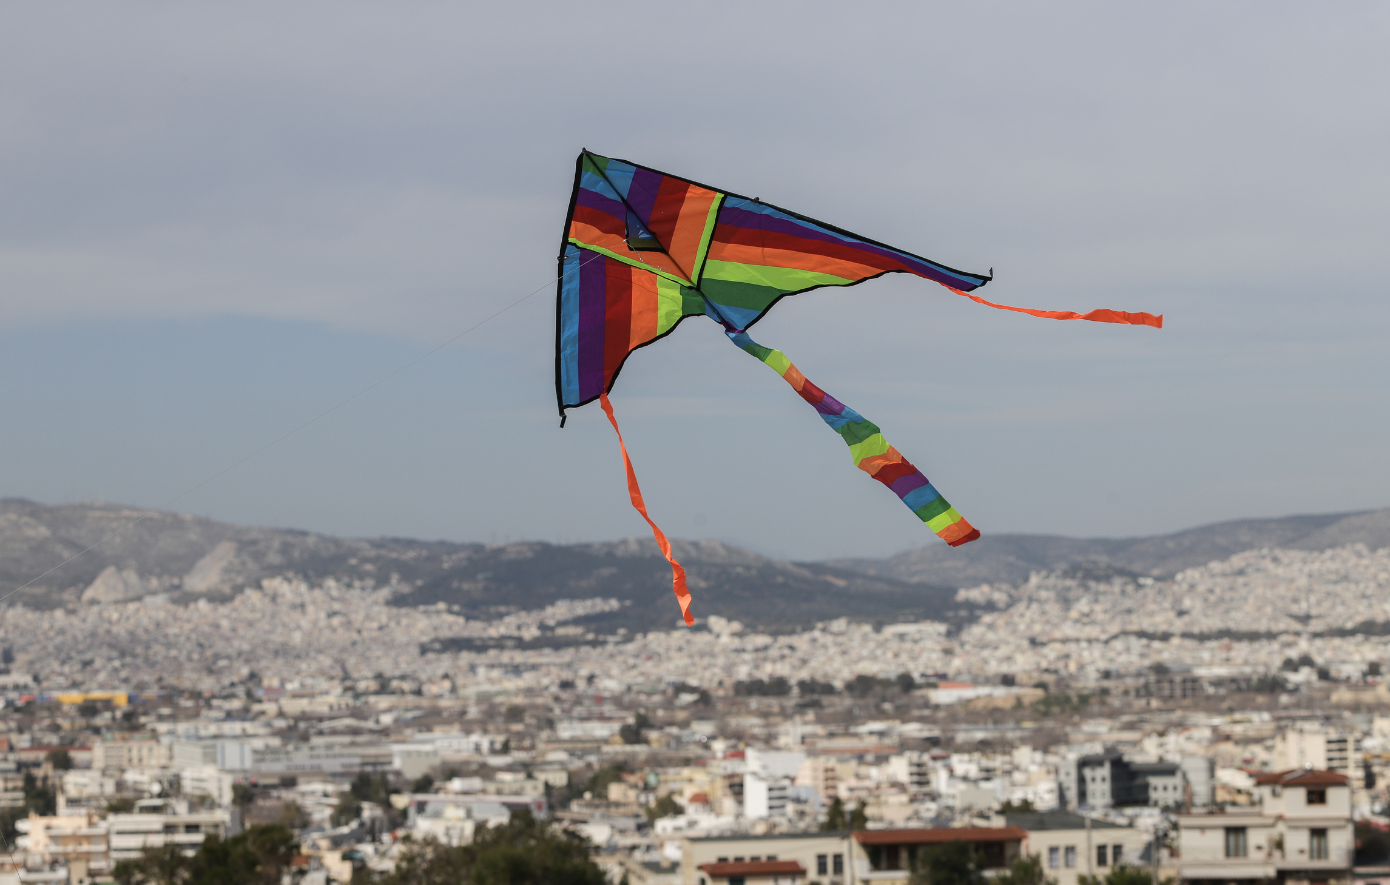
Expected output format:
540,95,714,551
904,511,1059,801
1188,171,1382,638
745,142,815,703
1151,820,1162,885
1086,808,1094,880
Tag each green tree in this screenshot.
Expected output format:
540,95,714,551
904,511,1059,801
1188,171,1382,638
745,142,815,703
1079,868,1173,885
584,765,626,798
644,794,682,822
999,799,1036,814
412,774,436,794
231,783,255,808
909,841,984,885
994,854,1055,885
849,800,868,830
377,810,605,885
113,825,298,885
822,797,848,830
332,792,364,827
45,748,74,770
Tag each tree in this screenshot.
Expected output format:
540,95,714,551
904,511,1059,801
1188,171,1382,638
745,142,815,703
1080,868,1173,885
332,792,363,827
377,810,606,885
45,748,73,770
822,797,848,830
114,824,299,885
849,800,868,831
231,783,255,808
896,673,917,693
994,854,1055,885
412,774,436,794
910,841,983,885
999,799,1036,814
645,794,682,822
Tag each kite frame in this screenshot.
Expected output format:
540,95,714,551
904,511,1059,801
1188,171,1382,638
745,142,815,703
554,149,993,421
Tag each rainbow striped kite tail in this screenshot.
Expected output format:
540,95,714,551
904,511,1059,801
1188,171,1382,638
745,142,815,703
724,327,981,547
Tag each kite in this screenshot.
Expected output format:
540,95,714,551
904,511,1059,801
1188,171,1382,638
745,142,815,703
556,150,1161,625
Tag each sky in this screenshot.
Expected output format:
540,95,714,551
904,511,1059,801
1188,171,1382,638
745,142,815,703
1,3,1387,562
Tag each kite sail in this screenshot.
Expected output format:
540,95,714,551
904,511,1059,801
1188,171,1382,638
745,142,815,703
556,150,1161,624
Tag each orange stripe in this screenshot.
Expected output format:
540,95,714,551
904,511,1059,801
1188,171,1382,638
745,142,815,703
707,241,883,281
782,364,807,392
666,187,720,277
856,447,904,475
627,266,660,350
599,393,694,626
936,519,978,544
947,287,1163,328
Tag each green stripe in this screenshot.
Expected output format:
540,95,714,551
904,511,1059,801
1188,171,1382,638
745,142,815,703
912,496,952,524
836,420,881,447
849,433,890,464
926,507,964,532
681,290,706,316
690,194,725,284
702,259,850,292
655,277,686,335
565,240,691,287
697,278,784,311
763,349,792,375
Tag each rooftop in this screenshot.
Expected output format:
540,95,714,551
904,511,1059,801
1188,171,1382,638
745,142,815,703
1255,769,1350,787
854,827,1029,846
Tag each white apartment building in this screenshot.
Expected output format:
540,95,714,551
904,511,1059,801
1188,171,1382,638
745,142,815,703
106,801,236,863
1002,812,1153,885
1177,769,1352,885
743,773,789,820
92,737,171,772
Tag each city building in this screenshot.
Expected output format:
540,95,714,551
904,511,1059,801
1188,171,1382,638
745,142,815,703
683,832,853,885
1003,811,1152,885
852,827,1026,885
1176,769,1352,885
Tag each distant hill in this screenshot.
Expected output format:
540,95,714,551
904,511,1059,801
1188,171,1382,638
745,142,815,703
0,499,960,633
3,498,1387,632
829,508,1390,587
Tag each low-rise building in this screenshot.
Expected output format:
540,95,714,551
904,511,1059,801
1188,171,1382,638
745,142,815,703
851,827,1026,885
1176,769,1352,885
1003,811,1152,885
683,832,852,885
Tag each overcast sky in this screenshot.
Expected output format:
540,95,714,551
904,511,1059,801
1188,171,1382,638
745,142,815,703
2,2,1387,562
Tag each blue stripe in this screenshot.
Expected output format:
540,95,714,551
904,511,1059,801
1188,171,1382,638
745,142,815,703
559,245,582,406
901,483,942,511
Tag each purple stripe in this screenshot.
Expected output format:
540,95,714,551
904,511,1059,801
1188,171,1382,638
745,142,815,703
716,207,983,290
815,393,848,417
625,168,662,227
577,258,608,400
890,472,929,499
575,187,625,219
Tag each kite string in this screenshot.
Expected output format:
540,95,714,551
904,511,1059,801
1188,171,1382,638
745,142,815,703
0,253,605,608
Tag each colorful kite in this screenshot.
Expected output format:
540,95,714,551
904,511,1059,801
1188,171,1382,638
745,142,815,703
556,151,1160,625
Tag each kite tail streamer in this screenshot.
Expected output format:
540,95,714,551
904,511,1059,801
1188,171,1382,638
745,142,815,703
599,393,695,625
947,287,1163,328
724,330,981,547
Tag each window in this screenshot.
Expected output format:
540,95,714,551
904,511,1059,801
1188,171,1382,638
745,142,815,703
1065,846,1077,868
1048,847,1060,869
729,878,746,885
1226,828,1248,858
885,845,902,870
1113,845,1123,865
1307,789,1327,805
717,857,729,863
1311,829,1328,860
733,857,745,863
750,856,762,862
833,854,844,875
766,856,777,861
817,855,828,876
1098,845,1109,867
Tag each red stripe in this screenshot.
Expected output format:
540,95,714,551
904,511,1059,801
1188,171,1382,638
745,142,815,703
572,204,625,238
798,378,827,405
715,225,906,275
646,178,690,249
871,460,917,487
603,265,632,382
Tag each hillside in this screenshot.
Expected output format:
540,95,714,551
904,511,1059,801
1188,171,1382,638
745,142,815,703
830,508,1390,587
0,499,959,633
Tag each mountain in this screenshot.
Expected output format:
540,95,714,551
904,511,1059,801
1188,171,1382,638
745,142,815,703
0,499,959,633
829,508,1390,587
3,498,1387,633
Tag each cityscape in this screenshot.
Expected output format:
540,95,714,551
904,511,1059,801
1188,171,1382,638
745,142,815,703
2,535,1389,884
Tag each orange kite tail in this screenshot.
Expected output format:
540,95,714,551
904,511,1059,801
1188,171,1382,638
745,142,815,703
948,287,1163,328
599,393,694,626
